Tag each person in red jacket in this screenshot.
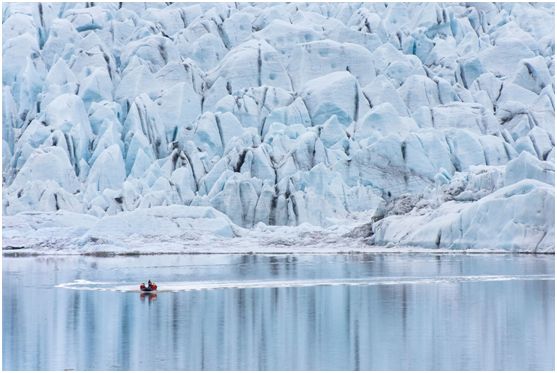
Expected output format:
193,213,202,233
139,280,158,291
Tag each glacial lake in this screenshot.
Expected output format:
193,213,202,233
3,253,555,370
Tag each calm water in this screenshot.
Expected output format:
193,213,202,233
3,253,555,370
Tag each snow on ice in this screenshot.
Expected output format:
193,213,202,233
2,2,555,253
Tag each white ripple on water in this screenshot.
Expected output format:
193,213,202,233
56,274,555,293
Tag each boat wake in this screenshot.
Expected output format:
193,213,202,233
56,274,554,293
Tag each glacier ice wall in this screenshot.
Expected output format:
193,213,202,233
2,2,555,250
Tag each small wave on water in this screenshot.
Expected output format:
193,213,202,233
56,274,555,293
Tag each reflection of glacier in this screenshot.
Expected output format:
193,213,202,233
4,254,555,370
2,3,555,251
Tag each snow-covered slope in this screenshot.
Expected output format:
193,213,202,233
2,2,555,252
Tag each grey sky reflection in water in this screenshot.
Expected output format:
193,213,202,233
3,253,555,370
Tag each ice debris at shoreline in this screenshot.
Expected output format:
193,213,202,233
2,3,555,252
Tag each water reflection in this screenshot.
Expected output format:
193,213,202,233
3,254,555,370
139,293,157,303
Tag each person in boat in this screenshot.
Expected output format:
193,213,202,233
139,280,157,291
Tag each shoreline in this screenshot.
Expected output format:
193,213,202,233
4,248,555,257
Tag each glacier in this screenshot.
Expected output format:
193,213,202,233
2,2,555,253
